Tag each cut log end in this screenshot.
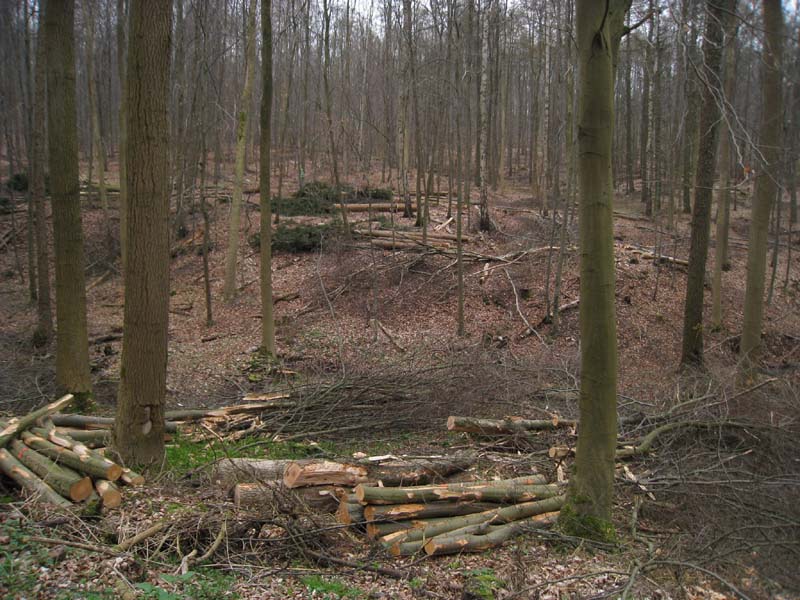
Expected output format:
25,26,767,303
69,476,94,502
95,479,122,508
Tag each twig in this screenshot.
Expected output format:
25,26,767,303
503,268,547,347
26,535,120,556
115,520,170,552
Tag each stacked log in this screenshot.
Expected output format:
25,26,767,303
336,475,565,556
0,395,143,509
224,456,473,513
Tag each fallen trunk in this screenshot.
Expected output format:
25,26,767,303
50,414,179,433
284,460,370,488
284,456,474,489
210,458,315,486
446,415,575,435
0,448,72,507
232,482,339,512
364,501,499,522
355,475,549,505
9,440,93,501
334,202,417,212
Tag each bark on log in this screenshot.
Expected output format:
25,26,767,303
381,495,565,550
210,458,314,486
21,431,122,481
48,428,110,446
0,448,72,506
0,394,74,448
364,456,475,487
166,395,293,422
95,479,122,508
50,414,179,433
334,202,417,212
9,440,93,501
355,475,548,505
233,482,338,512
446,415,576,435
422,511,559,556
370,238,445,250
365,501,499,522
284,460,370,488
284,456,474,489
353,228,470,243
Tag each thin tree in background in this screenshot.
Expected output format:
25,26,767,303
477,0,494,232
740,0,784,365
561,0,630,538
223,0,258,302
711,1,738,330
117,0,128,276
114,0,172,466
323,0,351,237
44,0,92,407
261,0,276,356
32,0,53,347
680,0,731,367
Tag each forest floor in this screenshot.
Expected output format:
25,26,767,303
0,159,799,599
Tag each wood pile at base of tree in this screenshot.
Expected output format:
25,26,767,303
0,395,143,509
336,476,564,556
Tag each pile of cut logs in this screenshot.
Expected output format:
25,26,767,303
337,476,564,556
211,454,563,557
0,395,143,509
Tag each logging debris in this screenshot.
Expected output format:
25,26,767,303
0,395,143,508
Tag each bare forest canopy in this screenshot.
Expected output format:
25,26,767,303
0,0,797,195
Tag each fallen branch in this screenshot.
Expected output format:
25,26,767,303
0,395,74,448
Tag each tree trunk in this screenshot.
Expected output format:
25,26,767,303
680,0,731,367
117,0,128,276
261,0,275,355
31,14,53,345
223,0,258,302
711,3,738,329
114,0,172,466
44,0,92,407
83,0,111,259
562,0,629,538
740,0,784,364
477,0,493,231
